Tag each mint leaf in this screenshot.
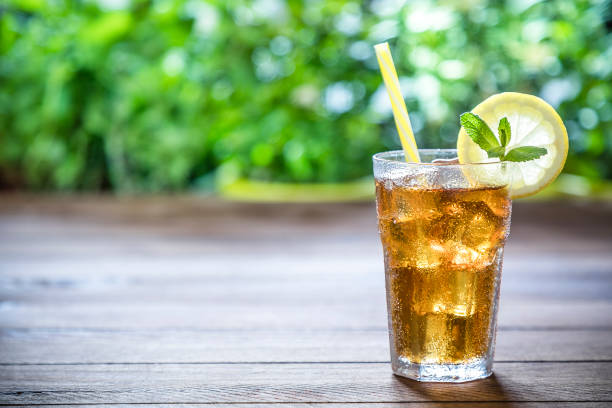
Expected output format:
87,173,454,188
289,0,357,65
460,112,500,151
460,112,547,162
487,146,506,159
498,117,511,147
503,146,547,162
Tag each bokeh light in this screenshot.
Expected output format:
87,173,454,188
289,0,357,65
0,0,610,193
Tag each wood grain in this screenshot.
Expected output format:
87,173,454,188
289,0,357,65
1,298,611,330
1,256,610,300
0,362,610,404
2,404,610,408
2,256,611,331
1,329,611,364
0,196,611,406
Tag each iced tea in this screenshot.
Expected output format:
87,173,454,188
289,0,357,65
374,149,512,382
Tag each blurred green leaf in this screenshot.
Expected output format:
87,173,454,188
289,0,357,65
0,0,610,192
80,12,133,46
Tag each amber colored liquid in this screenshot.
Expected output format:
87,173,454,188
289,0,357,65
376,180,511,365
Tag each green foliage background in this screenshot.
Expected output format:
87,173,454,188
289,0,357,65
1,0,611,192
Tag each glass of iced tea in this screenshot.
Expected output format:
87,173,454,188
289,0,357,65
373,149,513,382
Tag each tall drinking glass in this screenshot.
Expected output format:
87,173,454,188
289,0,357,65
373,149,513,382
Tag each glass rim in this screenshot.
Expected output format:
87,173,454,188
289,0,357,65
373,149,508,168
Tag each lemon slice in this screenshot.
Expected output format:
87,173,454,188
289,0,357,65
457,92,568,198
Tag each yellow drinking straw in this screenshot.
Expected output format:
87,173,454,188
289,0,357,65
374,42,420,163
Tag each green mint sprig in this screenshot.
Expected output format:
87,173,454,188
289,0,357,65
460,112,547,162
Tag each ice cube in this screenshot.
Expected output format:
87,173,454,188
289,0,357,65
487,195,512,218
431,165,467,189
451,244,480,266
453,304,468,317
414,240,445,269
456,201,504,248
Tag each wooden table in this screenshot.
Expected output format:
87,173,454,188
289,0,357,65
0,195,611,407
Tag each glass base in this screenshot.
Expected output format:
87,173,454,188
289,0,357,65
392,357,492,383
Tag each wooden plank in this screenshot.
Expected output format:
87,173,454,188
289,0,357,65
0,228,611,258
1,329,610,364
0,362,610,404
1,255,610,298
1,298,610,330
2,274,609,308
1,403,609,408
0,199,377,244
1,252,611,277
0,195,610,240
0,199,611,258
1,256,611,331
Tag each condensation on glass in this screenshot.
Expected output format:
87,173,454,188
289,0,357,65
373,149,513,382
